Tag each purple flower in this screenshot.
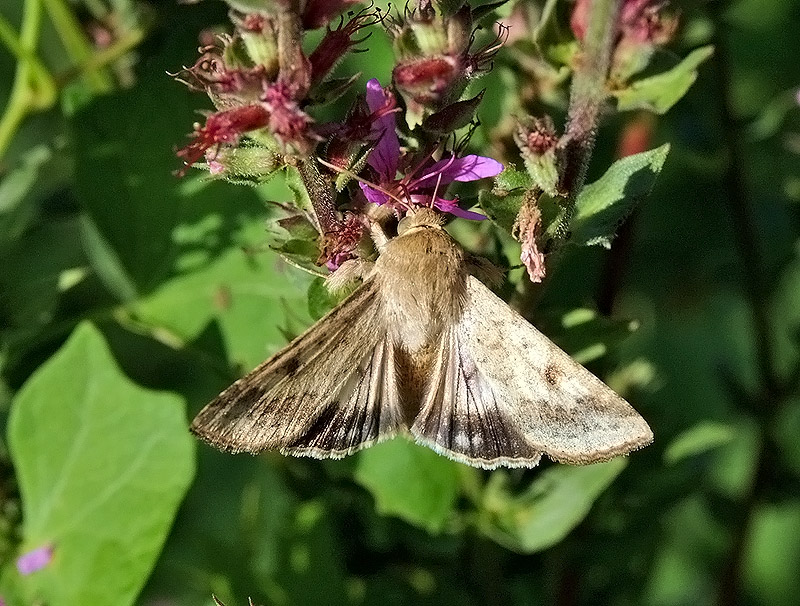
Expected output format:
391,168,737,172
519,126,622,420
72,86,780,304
359,79,503,220
17,544,53,575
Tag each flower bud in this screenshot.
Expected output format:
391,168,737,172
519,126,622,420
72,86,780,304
205,145,282,181
393,56,464,126
388,1,503,126
514,116,562,197
232,12,281,77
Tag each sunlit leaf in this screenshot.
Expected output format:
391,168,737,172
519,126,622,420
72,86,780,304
132,245,313,372
355,439,461,533
4,322,195,606
477,459,626,553
664,421,737,465
613,46,714,114
571,144,670,248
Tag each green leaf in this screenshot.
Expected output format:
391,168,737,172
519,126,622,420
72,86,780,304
79,213,139,302
355,439,461,533
283,166,314,214
494,164,535,191
613,46,714,114
422,90,485,134
4,322,195,606
265,212,325,276
571,144,670,248
0,144,70,251
132,245,313,373
307,276,336,320
742,502,800,606
663,421,737,465
478,459,626,553
479,165,533,233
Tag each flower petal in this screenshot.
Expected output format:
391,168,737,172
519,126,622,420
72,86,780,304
17,545,53,575
433,197,486,221
415,154,504,188
359,182,390,206
365,79,400,180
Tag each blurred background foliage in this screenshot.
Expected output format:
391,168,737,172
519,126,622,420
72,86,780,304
1,0,800,605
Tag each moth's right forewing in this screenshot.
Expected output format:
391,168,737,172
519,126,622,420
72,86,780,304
444,277,653,465
191,280,403,455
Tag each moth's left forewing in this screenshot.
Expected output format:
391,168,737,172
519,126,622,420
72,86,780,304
415,276,653,466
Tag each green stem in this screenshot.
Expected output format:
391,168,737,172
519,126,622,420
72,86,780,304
55,27,145,86
0,0,57,159
41,0,113,92
555,0,620,239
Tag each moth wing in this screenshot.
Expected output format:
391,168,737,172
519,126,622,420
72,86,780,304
191,280,404,457
412,276,652,467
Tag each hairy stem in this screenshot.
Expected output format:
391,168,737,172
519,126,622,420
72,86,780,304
555,0,621,240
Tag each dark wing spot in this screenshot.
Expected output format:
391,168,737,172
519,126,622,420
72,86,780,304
283,357,301,377
544,363,561,386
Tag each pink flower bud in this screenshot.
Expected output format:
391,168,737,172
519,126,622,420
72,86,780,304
176,105,271,175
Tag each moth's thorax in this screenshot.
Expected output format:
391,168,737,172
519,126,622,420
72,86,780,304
374,224,467,352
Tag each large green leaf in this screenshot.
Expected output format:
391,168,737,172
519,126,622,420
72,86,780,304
477,459,627,553
4,322,195,606
132,244,313,373
571,144,670,248
355,439,461,533
613,46,715,114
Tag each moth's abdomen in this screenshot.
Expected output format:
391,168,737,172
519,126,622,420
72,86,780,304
375,225,467,352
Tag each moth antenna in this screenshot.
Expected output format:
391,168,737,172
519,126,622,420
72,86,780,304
429,170,444,210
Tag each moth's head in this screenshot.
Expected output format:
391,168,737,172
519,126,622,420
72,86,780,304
397,208,445,236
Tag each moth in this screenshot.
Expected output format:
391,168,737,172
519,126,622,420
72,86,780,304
191,209,653,468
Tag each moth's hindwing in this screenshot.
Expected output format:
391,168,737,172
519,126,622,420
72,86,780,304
412,276,653,466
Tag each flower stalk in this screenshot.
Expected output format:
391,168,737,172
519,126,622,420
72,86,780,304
555,0,621,240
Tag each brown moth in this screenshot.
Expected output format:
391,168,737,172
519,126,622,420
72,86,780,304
191,209,653,468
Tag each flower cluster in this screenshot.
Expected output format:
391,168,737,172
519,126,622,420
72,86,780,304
387,1,507,126
175,0,507,271
175,1,379,175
